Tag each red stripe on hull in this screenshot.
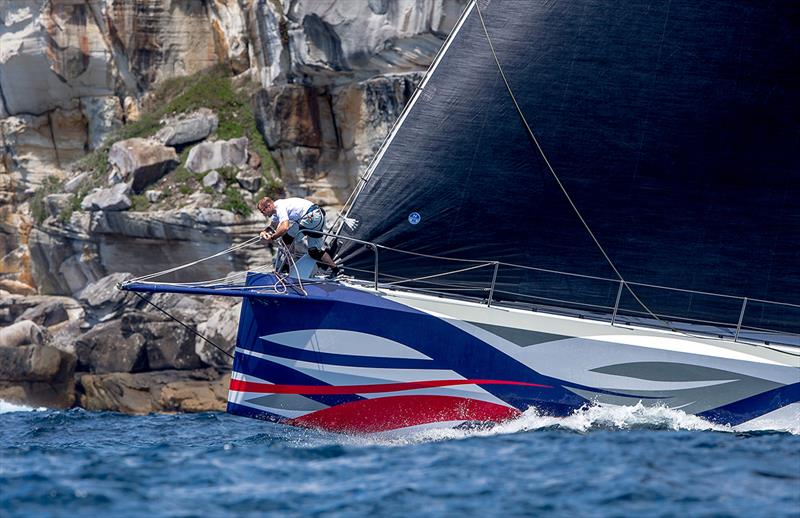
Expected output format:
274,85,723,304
287,395,521,433
229,378,550,395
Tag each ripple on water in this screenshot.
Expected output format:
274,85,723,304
1,402,798,517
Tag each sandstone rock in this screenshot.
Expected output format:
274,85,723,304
64,172,90,193
45,193,76,219
0,1,115,116
108,138,179,193
207,0,250,74
0,278,35,296
154,108,218,146
186,138,249,173
106,2,223,89
143,321,203,371
75,320,148,374
202,170,226,193
80,96,123,150
0,294,38,325
80,183,131,212
78,272,138,323
0,344,69,380
0,320,45,347
28,226,105,296
18,299,69,327
78,368,229,414
253,85,323,148
0,111,86,185
123,96,140,122
235,169,262,192
119,310,203,372
48,318,83,354
0,345,76,408
195,302,240,367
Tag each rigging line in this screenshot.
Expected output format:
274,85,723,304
130,291,234,360
128,236,262,284
474,2,665,326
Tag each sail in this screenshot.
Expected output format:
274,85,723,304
337,0,800,332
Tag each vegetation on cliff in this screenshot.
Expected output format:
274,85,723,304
31,67,284,223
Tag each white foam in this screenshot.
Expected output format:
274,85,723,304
0,400,45,414
343,402,799,446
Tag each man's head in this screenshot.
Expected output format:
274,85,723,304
257,197,275,217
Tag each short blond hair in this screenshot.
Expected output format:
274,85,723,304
257,197,273,213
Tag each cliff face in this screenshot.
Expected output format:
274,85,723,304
0,0,467,295
0,1,466,411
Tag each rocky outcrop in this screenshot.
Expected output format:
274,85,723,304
0,320,45,347
186,137,249,173
0,344,76,408
78,368,229,414
154,108,218,146
81,183,132,212
195,302,240,367
78,272,139,323
18,299,69,327
107,138,179,192
75,319,148,374
0,1,470,415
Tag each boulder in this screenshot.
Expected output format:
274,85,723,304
64,172,90,193
145,190,162,203
202,170,225,193
44,193,75,219
235,169,262,192
195,302,240,367
185,137,248,173
0,320,46,347
0,279,35,296
80,183,131,211
121,311,203,371
0,345,76,408
154,108,218,146
18,299,69,327
75,320,148,373
108,138,179,193
78,368,229,414
78,272,139,323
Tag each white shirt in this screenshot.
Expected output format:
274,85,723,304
271,197,314,227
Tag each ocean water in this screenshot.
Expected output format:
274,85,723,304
1,402,798,518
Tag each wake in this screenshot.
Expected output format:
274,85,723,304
352,402,800,445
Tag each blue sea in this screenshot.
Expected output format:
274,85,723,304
1,402,798,517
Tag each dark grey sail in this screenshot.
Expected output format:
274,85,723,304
337,0,800,334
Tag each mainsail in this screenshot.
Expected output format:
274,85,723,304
337,0,800,332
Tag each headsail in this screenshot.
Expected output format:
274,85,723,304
337,0,800,332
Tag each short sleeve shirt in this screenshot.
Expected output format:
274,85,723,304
270,198,314,227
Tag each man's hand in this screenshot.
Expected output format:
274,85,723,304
260,230,273,242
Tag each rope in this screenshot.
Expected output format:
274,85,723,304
129,236,262,283
131,291,234,360
474,2,667,327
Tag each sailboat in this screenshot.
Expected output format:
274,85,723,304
122,0,800,433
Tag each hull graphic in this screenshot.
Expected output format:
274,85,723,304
226,274,800,433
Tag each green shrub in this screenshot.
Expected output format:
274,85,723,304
30,176,63,224
130,194,149,212
220,187,251,217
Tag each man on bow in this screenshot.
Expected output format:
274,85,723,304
257,196,340,275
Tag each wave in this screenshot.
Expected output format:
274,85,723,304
0,400,46,414
357,402,800,445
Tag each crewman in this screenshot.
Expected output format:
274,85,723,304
257,196,341,276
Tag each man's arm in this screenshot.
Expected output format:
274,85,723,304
261,219,290,242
